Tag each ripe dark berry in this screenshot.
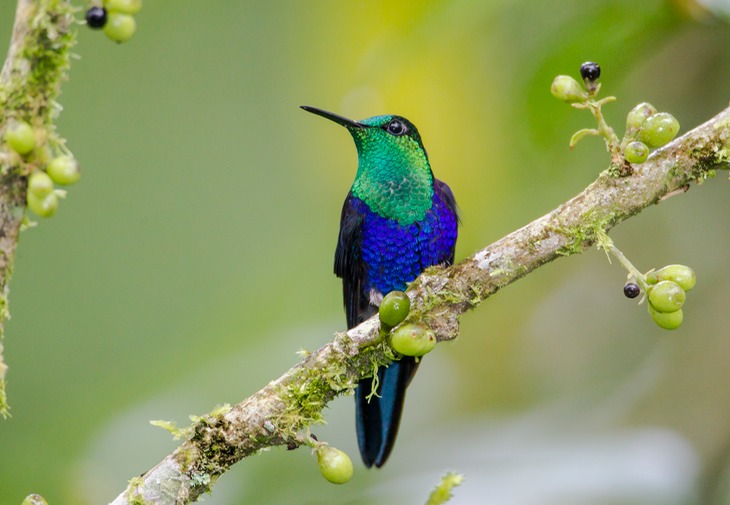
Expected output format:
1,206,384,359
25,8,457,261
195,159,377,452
623,283,640,299
580,62,601,82
85,6,107,29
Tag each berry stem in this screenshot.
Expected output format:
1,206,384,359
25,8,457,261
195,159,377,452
586,97,621,159
607,244,649,290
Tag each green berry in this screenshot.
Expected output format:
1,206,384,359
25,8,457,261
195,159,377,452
624,141,649,164
648,280,685,313
103,12,137,43
22,495,48,505
317,446,353,484
550,75,586,103
379,291,410,327
653,264,696,292
104,0,142,14
47,155,81,185
28,171,54,197
4,120,36,155
27,190,58,218
626,102,657,131
390,323,437,357
648,304,683,330
639,112,680,148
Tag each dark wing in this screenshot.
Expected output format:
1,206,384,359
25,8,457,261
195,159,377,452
334,192,373,329
434,178,460,265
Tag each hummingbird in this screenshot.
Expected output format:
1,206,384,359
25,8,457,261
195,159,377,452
302,105,459,468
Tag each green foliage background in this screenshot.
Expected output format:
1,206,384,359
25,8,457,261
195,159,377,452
1,1,729,504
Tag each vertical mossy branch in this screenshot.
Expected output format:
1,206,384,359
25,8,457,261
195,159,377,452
0,0,76,416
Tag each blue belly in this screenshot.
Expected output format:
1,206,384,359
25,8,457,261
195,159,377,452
356,191,458,295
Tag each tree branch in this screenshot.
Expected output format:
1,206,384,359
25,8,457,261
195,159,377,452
0,0,76,416
110,106,730,504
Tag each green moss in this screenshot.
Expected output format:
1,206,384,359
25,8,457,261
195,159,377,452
554,226,588,256
364,359,381,401
126,477,154,505
14,1,77,105
687,137,730,184
426,472,465,505
174,446,196,473
150,419,192,440
552,212,617,257
188,414,236,493
278,355,357,432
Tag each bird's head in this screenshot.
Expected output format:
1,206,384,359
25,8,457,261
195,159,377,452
301,105,429,163
302,106,434,223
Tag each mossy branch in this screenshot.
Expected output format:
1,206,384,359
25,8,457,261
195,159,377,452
0,0,76,416
110,107,730,504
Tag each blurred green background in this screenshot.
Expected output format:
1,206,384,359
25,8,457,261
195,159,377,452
1,1,730,504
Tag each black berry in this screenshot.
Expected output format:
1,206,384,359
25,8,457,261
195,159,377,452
85,6,107,29
580,62,601,82
623,282,640,299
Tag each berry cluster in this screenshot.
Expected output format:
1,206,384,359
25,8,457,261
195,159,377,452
85,0,142,44
378,291,438,358
623,102,680,163
625,264,696,330
551,62,680,175
3,119,81,218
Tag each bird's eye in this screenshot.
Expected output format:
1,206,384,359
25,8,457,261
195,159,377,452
385,119,407,136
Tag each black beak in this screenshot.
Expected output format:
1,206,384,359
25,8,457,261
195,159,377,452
300,105,365,129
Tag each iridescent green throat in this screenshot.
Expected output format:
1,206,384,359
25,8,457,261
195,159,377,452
349,125,434,226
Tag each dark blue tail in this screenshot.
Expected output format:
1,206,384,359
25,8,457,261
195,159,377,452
355,357,419,467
